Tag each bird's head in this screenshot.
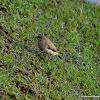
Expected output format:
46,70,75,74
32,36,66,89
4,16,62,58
36,35,43,39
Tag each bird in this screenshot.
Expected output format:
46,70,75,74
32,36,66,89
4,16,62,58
36,35,62,59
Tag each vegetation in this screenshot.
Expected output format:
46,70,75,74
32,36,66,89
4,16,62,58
0,0,100,99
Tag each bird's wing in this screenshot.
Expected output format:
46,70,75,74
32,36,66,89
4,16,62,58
43,36,57,52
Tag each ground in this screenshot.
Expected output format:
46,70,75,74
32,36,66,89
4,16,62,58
0,0,100,99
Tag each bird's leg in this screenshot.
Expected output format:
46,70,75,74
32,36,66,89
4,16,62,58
49,55,54,60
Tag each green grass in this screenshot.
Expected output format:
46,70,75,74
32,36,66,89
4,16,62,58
0,0,100,99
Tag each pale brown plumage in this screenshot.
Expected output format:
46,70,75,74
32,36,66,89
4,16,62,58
37,35,60,56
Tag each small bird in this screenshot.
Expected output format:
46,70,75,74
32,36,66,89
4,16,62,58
36,35,61,59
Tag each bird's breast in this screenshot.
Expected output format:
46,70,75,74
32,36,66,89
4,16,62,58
38,40,48,51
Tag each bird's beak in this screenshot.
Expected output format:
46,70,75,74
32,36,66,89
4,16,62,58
36,36,39,38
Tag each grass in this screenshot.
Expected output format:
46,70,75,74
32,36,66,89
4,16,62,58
0,0,100,99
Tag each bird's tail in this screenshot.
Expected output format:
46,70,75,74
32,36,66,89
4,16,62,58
58,55,62,59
